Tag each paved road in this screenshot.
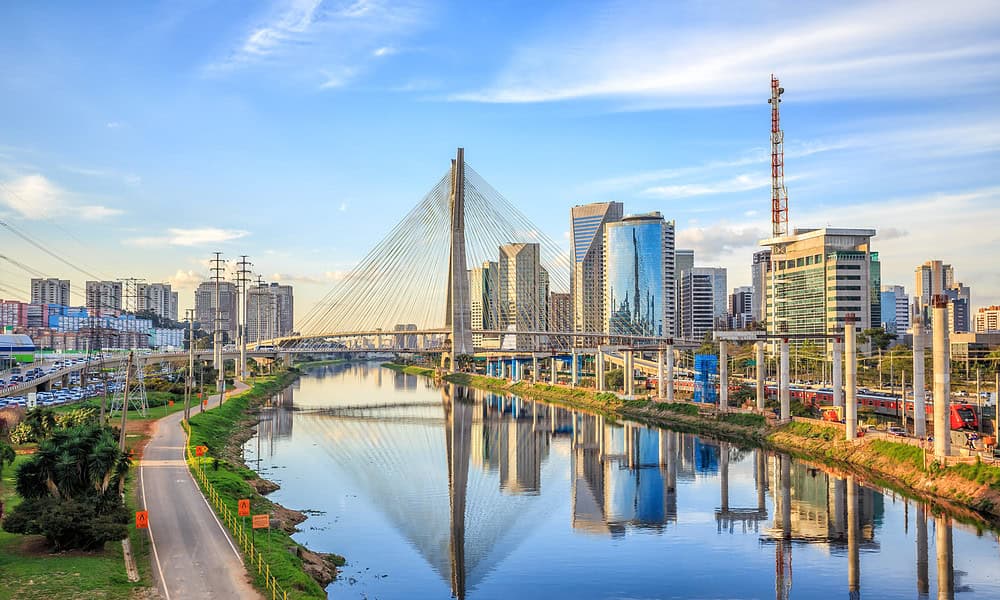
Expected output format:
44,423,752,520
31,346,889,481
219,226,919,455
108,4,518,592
138,382,262,600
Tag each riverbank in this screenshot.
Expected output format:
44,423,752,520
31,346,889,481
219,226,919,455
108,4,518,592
292,358,348,369
385,363,1000,527
185,370,344,600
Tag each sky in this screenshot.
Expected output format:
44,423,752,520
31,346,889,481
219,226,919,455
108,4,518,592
0,0,998,328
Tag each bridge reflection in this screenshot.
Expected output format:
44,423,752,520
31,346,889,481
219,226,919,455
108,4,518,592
252,366,965,599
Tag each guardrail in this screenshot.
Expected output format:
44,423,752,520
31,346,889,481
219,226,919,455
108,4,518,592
184,409,291,599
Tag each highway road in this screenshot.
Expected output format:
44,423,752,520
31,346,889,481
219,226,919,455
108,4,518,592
138,382,262,600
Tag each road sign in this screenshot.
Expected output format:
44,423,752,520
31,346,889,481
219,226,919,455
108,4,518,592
26,392,36,409
168,400,174,406
238,499,250,517
203,399,208,406
195,445,207,457
135,511,149,529
252,514,270,529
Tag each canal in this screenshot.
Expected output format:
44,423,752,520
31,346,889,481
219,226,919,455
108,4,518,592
244,362,1000,599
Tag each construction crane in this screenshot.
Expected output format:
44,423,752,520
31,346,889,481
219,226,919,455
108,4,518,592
768,74,788,238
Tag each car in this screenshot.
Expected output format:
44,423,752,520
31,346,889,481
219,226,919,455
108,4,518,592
888,426,907,437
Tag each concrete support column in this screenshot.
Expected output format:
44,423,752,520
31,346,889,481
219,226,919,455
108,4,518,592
571,348,578,387
720,442,729,512
847,475,860,597
755,341,765,411
719,340,729,412
917,505,929,597
532,354,539,383
936,515,954,600
624,350,634,396
932,296,951,461
657,349,665,400
913,318,927,438
666,345,675,403
550,357,558,385
833,337,844,410
597,348,606,392
780,454,791,539
779,338,791,422
846,316,858,441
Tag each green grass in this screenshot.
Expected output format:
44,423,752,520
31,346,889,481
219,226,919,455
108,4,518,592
947,460,1000,491
869,440,926,472
783,421,841,441
186,371,337,600
720,413,766,428
0,455,154,600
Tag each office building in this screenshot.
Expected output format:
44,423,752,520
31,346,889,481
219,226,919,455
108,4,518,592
245,282,294,343
879,285,910,335
975,306,1000,333
914,260,970,333
729,286,753,329
30,278,70,307
137,282,178,322
85,280,122,314
751,249,771,323
194,281,238,342
679,267,727,340
549,291,572,347
761,228,877,349
945,282,971,333
393,324,418,350
869,252,881,329
570,202,623,340
604,213,675,337
675,249,695,336
498,243,548,350
469,261,500,348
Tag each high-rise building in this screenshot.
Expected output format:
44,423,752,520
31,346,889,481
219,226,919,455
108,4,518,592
869,252,881,330
393,323,418,350
974,306,1000,333
603,213,675,337
548,291,572,347
85,280,122,314
469,261,499,348
498,243,548,350
879,285,910,335
914,260,969,333
30,278,70,306
679,269,716,340
194,281,238,342
761,228,877,350
570,202,623,340
137,282,178,322
729,286,753,329
751,249,771,324
245,283,294,342
675,249,695,336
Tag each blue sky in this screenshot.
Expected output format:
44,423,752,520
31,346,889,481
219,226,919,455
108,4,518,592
0,0,998,323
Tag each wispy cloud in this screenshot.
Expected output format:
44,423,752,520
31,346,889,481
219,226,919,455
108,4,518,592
642,174,770,199
205,0,427,89
453,0,1000,107
125,227,250,247
677,223,767,261
0,174,122,220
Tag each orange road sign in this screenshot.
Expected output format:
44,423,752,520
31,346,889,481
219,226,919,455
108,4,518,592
195,445,207,457
238,499,250,517
135,511,149,529
168,400,174,406
252,514,270,529
203,399,208,406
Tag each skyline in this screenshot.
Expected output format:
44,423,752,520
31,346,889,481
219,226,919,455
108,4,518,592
1,0,998,323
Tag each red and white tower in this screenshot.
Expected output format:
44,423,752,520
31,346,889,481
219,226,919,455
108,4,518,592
768,74,788,238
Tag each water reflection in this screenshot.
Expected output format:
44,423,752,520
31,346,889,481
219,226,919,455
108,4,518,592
246,363,992,599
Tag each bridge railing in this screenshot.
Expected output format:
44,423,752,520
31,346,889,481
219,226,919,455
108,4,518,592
184,419,292,600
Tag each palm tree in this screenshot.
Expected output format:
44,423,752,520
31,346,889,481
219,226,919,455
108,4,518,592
24,407,57,442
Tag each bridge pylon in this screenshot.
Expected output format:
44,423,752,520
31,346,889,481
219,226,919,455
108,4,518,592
445,147,474,357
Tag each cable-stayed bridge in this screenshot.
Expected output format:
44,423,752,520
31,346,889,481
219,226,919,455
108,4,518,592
253,148,693,361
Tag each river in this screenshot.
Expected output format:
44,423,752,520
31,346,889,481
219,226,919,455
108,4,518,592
243,362,1000,599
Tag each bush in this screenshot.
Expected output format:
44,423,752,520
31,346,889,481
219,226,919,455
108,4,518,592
2,495,129,551
8,422,33,445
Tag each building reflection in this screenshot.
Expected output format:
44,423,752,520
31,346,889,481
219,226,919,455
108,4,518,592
254,386,294,462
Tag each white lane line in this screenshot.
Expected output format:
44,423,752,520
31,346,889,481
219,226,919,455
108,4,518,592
140,458,172,600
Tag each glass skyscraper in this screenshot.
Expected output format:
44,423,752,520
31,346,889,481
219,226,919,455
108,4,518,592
603,213,675,337
571,202,623,338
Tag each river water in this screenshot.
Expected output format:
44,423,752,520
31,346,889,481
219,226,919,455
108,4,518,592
244,362,1000,599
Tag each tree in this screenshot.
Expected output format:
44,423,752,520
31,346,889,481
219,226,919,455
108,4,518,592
24,407,58,442
0,440,14,480
859,327,897,353
3,425,131,550
604,368,624,391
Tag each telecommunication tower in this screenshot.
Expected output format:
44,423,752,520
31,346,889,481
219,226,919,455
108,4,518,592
768,74,788,238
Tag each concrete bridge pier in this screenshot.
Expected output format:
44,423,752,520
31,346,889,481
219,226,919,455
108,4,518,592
597,347,606,392
848,475,860,597
932,296,951,460
532,354,539,383
719,340,728,412
755,341,765,411
571,349,578,387
833,337,844,410
624,350,634,396
779,338,791,422
666,345,674,402
846,315,858,441
657,349,665,399
550,357,558,385
913,317,927,438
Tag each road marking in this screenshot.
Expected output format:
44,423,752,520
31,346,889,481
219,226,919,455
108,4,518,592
139,459,172,600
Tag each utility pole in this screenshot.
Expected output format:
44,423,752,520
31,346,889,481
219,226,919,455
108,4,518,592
118,351,133,451
210,252,226,402
236,255,252,380
185,308,195,422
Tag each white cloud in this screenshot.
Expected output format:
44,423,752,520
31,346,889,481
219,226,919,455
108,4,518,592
0,174,122,220
453,0,1000,107
676,224,767,261
167,269,205,289
125,227,250,247
106,121,123,129
372,46,396,57
338,201,348,212
642,174,770,199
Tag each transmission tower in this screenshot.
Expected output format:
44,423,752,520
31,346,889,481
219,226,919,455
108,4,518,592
117,277,146,314
210,251,227,398
236,255,252,379
109,354,148,416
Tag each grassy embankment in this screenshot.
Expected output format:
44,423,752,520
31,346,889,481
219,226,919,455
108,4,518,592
293,358,348,369
0,456,156,600
387,363,1000,523
185,371,344,600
